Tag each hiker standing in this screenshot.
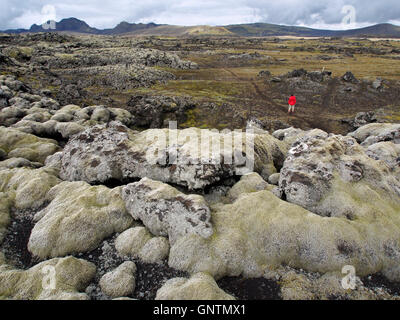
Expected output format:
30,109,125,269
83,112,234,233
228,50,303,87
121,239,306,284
288,94,296,113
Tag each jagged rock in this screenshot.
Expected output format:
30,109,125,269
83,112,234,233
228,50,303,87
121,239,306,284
307,71,332,82
0,126,60,163
0,256,95,300
99,261,136,298
155,273,235,300
342,71,358,83
366,142,400,172
246,118,268,133
59,122,287,190
342,109,386,130
288,69,308,78
272,127,307,148
28,181,133,259
122,178,213,244
66,64,176,90
126,94,195,128
278,129,400,218
372,78,383,90
348,123,400,147
258,70,271,78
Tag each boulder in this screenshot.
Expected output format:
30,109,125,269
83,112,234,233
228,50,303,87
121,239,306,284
115,227,170,264
122,178,213,244
227,172,272,202
270,267,388,300
279,130,400,219
0,167,60,210
28,181,133,259
59,122,287,190
372,78,383,90
0,126,60,163
169,188,400,281
99,261,136,298
115,227,153,257
155,273,235,300
0,256,95,300
342,71,358,83
268,173,280,185
0,166,60,244
348,123,400,147
272,127,307,148
366,142,400,173
139,237,170,264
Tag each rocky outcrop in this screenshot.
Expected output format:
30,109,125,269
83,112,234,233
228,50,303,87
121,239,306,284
342,71,359,83
268,267,393,300
59,122,287,189
272,127,307,148
348,123,400,147
366,142,400,173
127,94,196,128
28,181,133,259
278,129,400,218
122,178,213,244
4,103,134,140
342,109,386,131
0,256,95,300
155,273,235,300
169,186,400,281
0,127,59,163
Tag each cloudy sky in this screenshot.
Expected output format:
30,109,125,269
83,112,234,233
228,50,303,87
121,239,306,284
1,0,399,31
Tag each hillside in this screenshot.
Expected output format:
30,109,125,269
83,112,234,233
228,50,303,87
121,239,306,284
225,22,400,37
2,18,400,38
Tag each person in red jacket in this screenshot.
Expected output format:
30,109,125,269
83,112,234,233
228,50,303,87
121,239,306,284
288,94,296,113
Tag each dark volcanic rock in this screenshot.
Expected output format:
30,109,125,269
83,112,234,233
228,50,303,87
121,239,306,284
127,94,196,128
342,71,359,83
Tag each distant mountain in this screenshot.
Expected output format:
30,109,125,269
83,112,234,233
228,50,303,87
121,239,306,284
2,17,400,38
226,22,400,38
4,18,160,35
101,21,159,35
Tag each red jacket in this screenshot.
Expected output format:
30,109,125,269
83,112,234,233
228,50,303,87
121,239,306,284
288,96,296,106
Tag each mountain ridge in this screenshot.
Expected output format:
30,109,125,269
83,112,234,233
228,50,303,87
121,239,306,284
2,17,400,38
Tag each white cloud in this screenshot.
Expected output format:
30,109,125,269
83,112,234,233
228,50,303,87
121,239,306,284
1,0,399,30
